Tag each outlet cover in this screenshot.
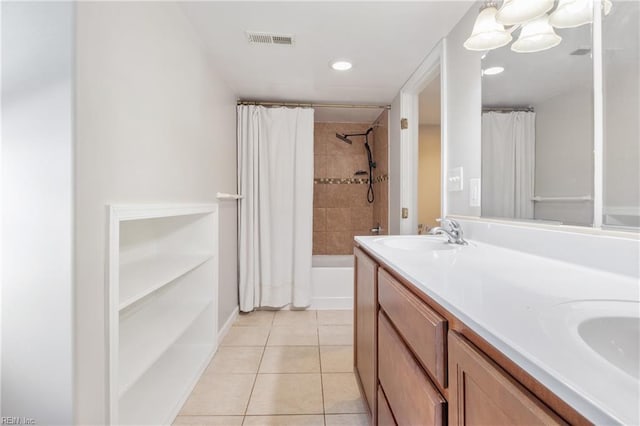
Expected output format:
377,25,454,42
448,167,463,192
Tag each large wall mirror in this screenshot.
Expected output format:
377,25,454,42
603,1,639,229
481,11,594,226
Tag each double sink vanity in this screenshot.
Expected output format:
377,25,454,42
352,225,639,425
350,2,640,423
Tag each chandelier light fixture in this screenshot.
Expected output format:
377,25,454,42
550,0,612,28
495,0,555,25
511,15,562,53
464,0,613,53
463,2,513,51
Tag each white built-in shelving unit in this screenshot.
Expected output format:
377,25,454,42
108,204,219,425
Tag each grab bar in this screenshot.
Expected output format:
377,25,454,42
531,195,593,202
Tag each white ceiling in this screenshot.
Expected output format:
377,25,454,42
181,1,473,118
418,73,441,125
482,22,594,107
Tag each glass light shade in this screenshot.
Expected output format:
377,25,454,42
549,0,612,29
511,16,562,53
605,0,613,15
496,0,555,25
464,6,513,51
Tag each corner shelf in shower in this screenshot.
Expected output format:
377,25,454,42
108,204,219,425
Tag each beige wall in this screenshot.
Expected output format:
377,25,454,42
418,125,441,229
74,3,238,423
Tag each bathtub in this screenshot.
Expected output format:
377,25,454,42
311,255,354,310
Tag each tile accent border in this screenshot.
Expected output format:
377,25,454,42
372,174,389,184
314,174,388,185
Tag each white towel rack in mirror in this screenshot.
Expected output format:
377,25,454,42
531,195,593,202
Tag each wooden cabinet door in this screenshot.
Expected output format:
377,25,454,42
448,331,567,426
354,247,378,417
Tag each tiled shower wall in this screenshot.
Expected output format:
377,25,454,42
313,111,389,255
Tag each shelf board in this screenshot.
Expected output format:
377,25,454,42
119,254,213,310
119,343,214,426
111,204,217,222
119,300,212,396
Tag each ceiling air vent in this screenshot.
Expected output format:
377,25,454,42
246,31,294,46
570,48,591,56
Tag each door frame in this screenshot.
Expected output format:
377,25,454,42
397,39,448,235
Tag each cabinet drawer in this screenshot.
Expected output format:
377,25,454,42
378,268,447,387
378,312,446,426
377,386,396,426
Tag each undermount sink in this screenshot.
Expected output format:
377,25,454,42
539,300,640,380
374,236,457,251
578,316,640,379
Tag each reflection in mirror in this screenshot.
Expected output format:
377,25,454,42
603,1,639,229
481,19,593,226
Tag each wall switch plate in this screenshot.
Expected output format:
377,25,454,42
470,178,481,207
448,167,463,192
402,207,409,219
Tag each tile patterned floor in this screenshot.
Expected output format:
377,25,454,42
174,310,368,426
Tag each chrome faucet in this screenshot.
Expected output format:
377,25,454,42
428,218,467,245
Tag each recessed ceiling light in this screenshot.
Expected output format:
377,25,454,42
482,66,504,76
331,60,352,71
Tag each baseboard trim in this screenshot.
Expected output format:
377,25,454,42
217,306,239,345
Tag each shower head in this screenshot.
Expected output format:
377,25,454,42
335,133,353,144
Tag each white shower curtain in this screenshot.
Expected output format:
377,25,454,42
237,105,314,312
482,111,535,219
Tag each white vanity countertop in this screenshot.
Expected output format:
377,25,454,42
355,235,640,425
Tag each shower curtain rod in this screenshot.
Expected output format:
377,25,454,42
483,106,534,112
237,100,391,110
